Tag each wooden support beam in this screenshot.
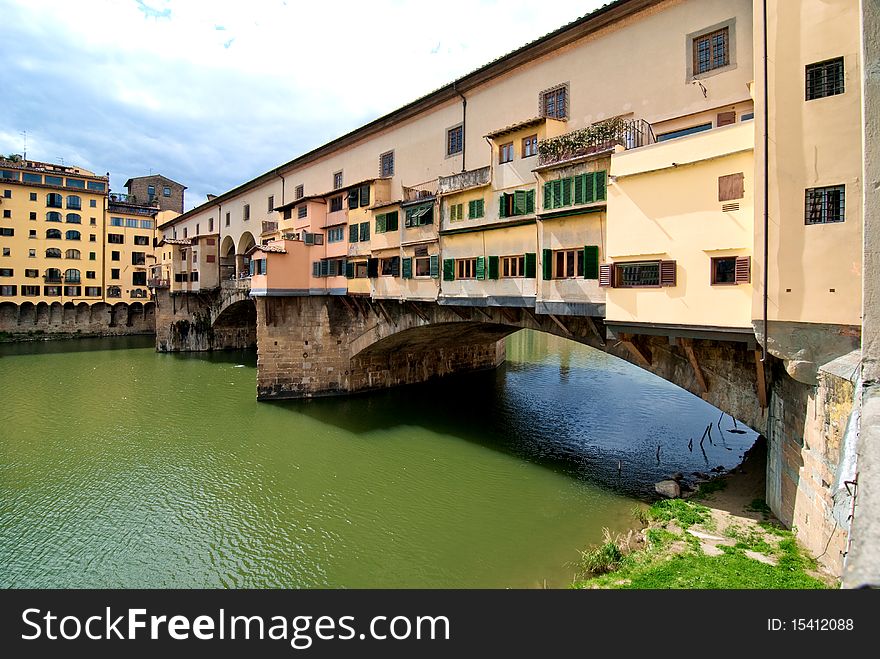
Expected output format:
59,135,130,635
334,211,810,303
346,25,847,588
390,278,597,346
523,308,542,329
547,313,572,336
618,333,652,369
408,301,430,323
350,296,366,316
473,306,494,321
754,349,768,409
448,305,471,320
679,338,709,396
498,307,519,324
585,316,606,346
337,295,356,318
376,300,396,326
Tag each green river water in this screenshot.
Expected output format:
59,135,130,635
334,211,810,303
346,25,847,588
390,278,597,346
0,330,756,588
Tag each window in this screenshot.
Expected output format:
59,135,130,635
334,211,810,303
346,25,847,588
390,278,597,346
132,235,148,246
359,185,370,208
111,251,120,261
251,259,267,276
88,181,105,192
46,212,62,223
404,202,433,227
107,286,121,298
66,213,81,224
283,208,292,220
29,192,37,201
327,227,345,243
501,255,526,278
225,212,230,227
63,285,81,296
110,217,123,227
46,229,61,239
805,185,845,224
163,186,171,197
295,184,304,200
64,269,81,283
806,57,845,101
375,211,398,233
22,285,40,296
468,198,484,219
90,199,97,208
552,249,584,279
24,173,42,184
499,189,535,218
298,205,307,219
85,270,95,279
243,204,250,221
2,189,9,198
349,224,360,243
447,125,463,156
44,285,61,296
2,245,10,254
449,203,464,222
414,256,433,277
2,209,9,218
29,212,36,220
89,252,95,260
330,196,343,213
543,172,607,210
380,256,400,277
65,230,81,240
45,248,61,258
85,286,101,297
359,221,370,242
108,233,124,244
540,84,568,120
499,142,514,164
333,171,344,190
132,271,147,286
66,178,85,189
380,150,394,177
456,258,477,279
65,249,80,259
147,185,156,199
0,285,16,296
29,249,36,258
46,193,63,208
693,27,729,75
267,195,275,213
125,218,138,228
608,260,676,288
25,269,38,278
111,268,120,280
522,135,538,158
656,123,712,141
208,217,214,233
711,256,736,285
29,230,36,238
183,228,187,238
44,268,62,282
66,195,82,210
0,268,12,276
132,252,146,265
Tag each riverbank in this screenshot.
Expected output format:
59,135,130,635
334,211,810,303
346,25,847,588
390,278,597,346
572,440,838,589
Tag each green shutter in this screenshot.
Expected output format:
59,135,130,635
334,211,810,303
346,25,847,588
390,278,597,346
542,249,553,280
583,245,599,279
524,252,536,278
387,211,398,231
360,222,370,242
430,254,439,278
543,182,553,210
391,256,400,277
514,190,527,215
573,174,586,205
595,171,607,201
488,255,499,280
561,178,572,206
476,256,486,280
402,257,413,279
376,214,386,234
367,257,379,278
525,189,535,214
442,258,455,281
475,199,484,218
349,224,359,242
345,262,355,279
499,194,507,218
359,185,370,207
552,180,563,208
584,173,595,203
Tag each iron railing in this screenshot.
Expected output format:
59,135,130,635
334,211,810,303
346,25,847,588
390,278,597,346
537,118,655,167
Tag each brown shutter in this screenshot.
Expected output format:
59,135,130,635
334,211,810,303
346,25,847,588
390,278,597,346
735,256,751,284
659,260,676,287
717,111,736,127
599,263,614,288
718,173,744,201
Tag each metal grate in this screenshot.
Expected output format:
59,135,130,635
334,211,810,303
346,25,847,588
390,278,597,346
806,57,844,101
693,27,729,75
805,185,845,225
722,202,740,212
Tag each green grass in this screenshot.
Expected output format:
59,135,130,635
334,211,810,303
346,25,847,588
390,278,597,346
647,499,710,529
695,478,727,498
578,541,623,575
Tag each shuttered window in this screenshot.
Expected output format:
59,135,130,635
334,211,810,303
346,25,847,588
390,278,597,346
349,224,359,243
499,255,525,278
449,203,464,222
359,185,370,207
543,171,607,211
599,264,614,287
348,189,359,210
456,258,478,279
475,256,486,280
442,258,455,281
583,245,600,279
712,256,751,284
429,255,440,279
402,257,413,279
499,189,535,218
524,252,537,279
359,222,370,242
718,173,744,201
612,261,676,287
468,198,484,219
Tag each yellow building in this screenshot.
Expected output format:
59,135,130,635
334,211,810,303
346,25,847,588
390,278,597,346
106,195,159,302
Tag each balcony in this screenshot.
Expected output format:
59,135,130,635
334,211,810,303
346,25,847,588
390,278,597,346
537,118,655,168
43,275,62,283
438,166,491,195
109,192,134,203
148,278,170,288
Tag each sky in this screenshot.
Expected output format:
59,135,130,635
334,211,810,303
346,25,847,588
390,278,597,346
0,0,604,211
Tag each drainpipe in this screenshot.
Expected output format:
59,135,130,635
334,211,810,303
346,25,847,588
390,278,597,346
276,169,285,206
454,83,467,173
761,0,770,363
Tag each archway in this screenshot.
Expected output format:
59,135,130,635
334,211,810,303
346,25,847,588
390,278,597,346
220,235,236,281
236,232,256,278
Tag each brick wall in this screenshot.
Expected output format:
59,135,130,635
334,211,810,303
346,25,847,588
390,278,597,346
0,301,155,340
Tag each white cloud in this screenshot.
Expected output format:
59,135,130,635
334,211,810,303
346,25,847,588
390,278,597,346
0,0,604,208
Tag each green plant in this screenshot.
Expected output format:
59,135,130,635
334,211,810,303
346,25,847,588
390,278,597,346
631,505,649,525
695,478,727,498
648,499,710,529
537,117,629,163
579,541,623,575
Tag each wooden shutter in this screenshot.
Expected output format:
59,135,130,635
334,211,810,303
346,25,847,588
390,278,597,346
499,194,507,218
584,174,595,203
542,249,553,280
525,189,535,214
359,185,370,207
659,260,677,286
312,261,320,277
348,189,358,209
583,245,599,279
718,173,744,201
475,199,484,218
349,224,359,242
598,263,614,287
524,252,536,278
574,174,586,205
376,214,386,234
442,258,455,281
390,256,400,277
717,111,736,127
552,179,563,209
543,182,553,210
514,190,527,215
360,222,369,242
561,178,572,206
367,258,379,278
402,257,412,279
320,260,329,277
735,256,751,283
595,171,607,201
387,211,398,231
430,254,440,278
488,255,499,280
476,256,486,280
345,262,355,279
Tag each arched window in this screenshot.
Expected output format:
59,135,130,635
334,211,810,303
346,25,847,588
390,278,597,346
66,195,82,210
131,288,147,299
46,212,62,222
107,286,121,298
65,249,81,259
46,229,62,239
64,269,81,283
46,193,63,208
65,230,81,241
44,268,61,282
66,213,81,224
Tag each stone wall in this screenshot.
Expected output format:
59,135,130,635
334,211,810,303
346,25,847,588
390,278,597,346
0,301,155,340
154,286,255,352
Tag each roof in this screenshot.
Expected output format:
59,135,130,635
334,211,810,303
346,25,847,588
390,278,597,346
161,0,653,228
485,117,546,139
124,174,188,190
274,177,388,212
247,243,287,255
159,237,193,246
369,199,402,210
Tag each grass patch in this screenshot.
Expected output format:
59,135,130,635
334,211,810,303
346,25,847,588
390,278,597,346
578,542,623,575
645,528,678,547
746,498,772,518
631,505,650,525
695,478,727,498
647,499,710,529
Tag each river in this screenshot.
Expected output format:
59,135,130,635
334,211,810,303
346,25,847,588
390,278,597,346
0,330,756,588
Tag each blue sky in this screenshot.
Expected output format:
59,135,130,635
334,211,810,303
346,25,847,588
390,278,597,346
0,0,603,210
